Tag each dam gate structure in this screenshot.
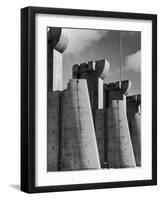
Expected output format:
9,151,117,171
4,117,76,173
47,27,141,171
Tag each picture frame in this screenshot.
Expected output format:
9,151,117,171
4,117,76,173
21,6,157,193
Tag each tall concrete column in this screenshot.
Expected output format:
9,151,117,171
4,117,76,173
61,79,101,171
127,94,141,166
104,80,136,168
72,59,109,168
47,28,69,171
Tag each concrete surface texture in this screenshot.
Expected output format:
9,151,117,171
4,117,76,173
47,91,60,171
61,79,101,170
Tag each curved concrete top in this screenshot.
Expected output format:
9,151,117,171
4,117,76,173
72,59,110,80
117,80,131,95
95,59,110,79
105,80,132,95
48,27,69,53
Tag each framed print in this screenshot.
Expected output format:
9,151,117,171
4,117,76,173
21,6,157,193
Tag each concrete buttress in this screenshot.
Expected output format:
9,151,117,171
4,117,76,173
61,79,101,171
104,80,136,168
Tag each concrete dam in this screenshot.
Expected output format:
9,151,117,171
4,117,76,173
47,27,141,171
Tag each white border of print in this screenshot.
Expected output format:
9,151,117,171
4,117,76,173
35,14,152,186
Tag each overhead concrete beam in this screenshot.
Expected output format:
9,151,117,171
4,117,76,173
104,80,131,95
72,59,110,111
73,59,110,80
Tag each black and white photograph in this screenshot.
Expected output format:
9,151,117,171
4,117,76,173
21,6,157,193
47,27,141,172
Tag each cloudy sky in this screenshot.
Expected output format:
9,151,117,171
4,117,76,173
62,28,141,95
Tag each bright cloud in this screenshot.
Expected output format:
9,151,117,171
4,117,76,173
65,29,107,55
125,50,141,72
